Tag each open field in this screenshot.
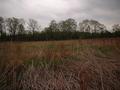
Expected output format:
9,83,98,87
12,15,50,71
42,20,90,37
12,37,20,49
0,38,120,90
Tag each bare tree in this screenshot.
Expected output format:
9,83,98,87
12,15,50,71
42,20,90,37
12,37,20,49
112,24,120,32
6,17,19,36
18,19,25,35
28,19,39,35
0,17,4,36
90,20,106,33
49,20,59,32
79,20,91,32
58,18,77,32
79,19,106,33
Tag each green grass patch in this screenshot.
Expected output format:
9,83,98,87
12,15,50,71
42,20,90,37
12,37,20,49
23,57,65,69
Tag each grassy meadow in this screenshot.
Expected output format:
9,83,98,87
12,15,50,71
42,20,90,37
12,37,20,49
0,38,120,90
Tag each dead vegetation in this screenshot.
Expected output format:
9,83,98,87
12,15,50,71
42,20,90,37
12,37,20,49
0,38,120,90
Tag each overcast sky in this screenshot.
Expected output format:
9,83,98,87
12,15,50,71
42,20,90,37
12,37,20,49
0,0,120,28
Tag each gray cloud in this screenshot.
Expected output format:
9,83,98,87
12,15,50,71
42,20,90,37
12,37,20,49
0,0,120,28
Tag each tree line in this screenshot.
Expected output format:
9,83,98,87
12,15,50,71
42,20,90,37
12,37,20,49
0,17,120,41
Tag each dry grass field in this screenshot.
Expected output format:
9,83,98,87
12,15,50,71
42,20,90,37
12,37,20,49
0,38,120,90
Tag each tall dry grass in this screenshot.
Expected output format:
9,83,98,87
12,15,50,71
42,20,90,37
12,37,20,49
0,38,120,90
